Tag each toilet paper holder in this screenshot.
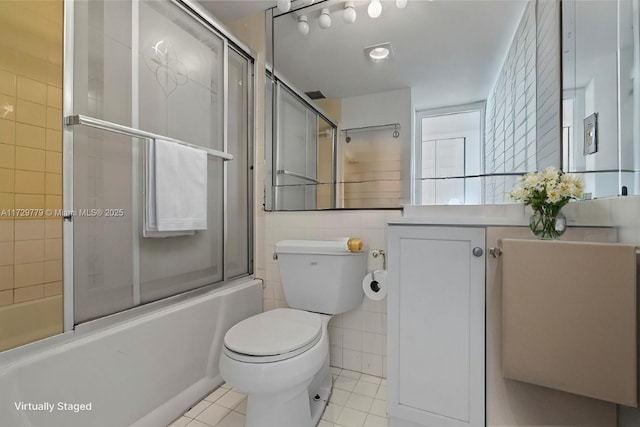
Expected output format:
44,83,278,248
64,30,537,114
368,250,387,293
371,249,386,270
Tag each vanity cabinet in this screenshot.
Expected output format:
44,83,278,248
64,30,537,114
387,226,485,427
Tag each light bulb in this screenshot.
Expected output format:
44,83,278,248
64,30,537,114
368,0,382,18
396,0,408,8
298,15,309,35
343,1,357,23
318,8,332,29
276,0,291,13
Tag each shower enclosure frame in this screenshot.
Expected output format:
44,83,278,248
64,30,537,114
62,0,257,332
266,69,338,211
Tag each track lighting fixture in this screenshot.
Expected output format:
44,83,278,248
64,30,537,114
368,0,382,18
276,0,291,13
298,15,309,35
396,0,408,9
318,8,332,29
343,2,357,24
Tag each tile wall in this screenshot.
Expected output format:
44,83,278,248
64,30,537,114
0,0,64,351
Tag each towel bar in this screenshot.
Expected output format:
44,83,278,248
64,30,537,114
489,244,640,258
65,114,234,161
276,169,319,184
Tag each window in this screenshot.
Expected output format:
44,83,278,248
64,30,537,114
414,106,484,205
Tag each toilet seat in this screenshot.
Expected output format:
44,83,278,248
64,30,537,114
223,308,323,363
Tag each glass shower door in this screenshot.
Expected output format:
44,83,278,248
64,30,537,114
71,0,250,323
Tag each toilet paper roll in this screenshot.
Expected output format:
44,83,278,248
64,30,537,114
362,270,388,301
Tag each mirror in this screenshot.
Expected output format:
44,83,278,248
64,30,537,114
562,0,640,198
267,0,560,210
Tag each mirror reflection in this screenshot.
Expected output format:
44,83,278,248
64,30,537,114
562,0,640,198
267,0,559,210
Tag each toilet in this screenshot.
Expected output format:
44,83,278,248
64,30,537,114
219,239,367,427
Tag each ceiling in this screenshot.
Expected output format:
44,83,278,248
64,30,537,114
199,0,528,110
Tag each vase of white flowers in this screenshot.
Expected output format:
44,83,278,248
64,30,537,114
508,166,584,239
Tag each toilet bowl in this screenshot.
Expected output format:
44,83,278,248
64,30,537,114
219,240,367,427
219,309,332,427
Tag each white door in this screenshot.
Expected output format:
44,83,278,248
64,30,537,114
388,226,485,427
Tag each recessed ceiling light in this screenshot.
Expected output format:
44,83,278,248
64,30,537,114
364,42,394,62
369,47,390,60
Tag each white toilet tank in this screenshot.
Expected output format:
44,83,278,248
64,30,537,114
275,240,367,315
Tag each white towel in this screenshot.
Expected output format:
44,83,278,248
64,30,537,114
144,138,207,237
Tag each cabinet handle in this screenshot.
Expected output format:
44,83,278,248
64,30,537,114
472,247,484,257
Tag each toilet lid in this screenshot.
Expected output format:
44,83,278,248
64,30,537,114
224,308,322,357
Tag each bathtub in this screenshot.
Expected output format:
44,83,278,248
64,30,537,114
0,278,262,427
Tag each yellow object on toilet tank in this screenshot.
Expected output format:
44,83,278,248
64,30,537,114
347,238,363,252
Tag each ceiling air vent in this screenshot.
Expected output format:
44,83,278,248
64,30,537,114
305,90,326,100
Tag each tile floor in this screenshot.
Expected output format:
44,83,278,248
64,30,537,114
168,367,388,427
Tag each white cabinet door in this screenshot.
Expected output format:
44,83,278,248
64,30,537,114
388,226,485,427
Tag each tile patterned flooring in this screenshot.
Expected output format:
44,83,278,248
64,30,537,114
168,367,389,427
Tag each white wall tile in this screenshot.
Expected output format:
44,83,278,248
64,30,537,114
343,329,363,351
342,309,363,331
362,332,383,355
329,313,343,327
361,297,385,313
362,311,383,334
329,326,343,347
362,353,384,378
343,349,363,372
361,228,385,251
330,346,343,367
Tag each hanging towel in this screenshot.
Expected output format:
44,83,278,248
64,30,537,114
144,138,207,237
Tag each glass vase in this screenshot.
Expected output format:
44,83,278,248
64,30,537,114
529,208,566,240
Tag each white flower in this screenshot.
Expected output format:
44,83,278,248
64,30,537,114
542,166,560,182
558,181,572,198
523,173,544,190
509,185,526,201
509,169,584,206
546,189,562,204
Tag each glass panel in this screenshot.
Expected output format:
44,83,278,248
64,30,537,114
138,0,224,151
317,116,335,209
73,126,134,323
275,87,318,210
73,0,237,319
74,1,224,149
73,0,133,126
138,0,225,302
619,0,640,195
265,75,274,210
342,129,403,209
226,49,250,279
139,154,224,303
562,0,620,198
